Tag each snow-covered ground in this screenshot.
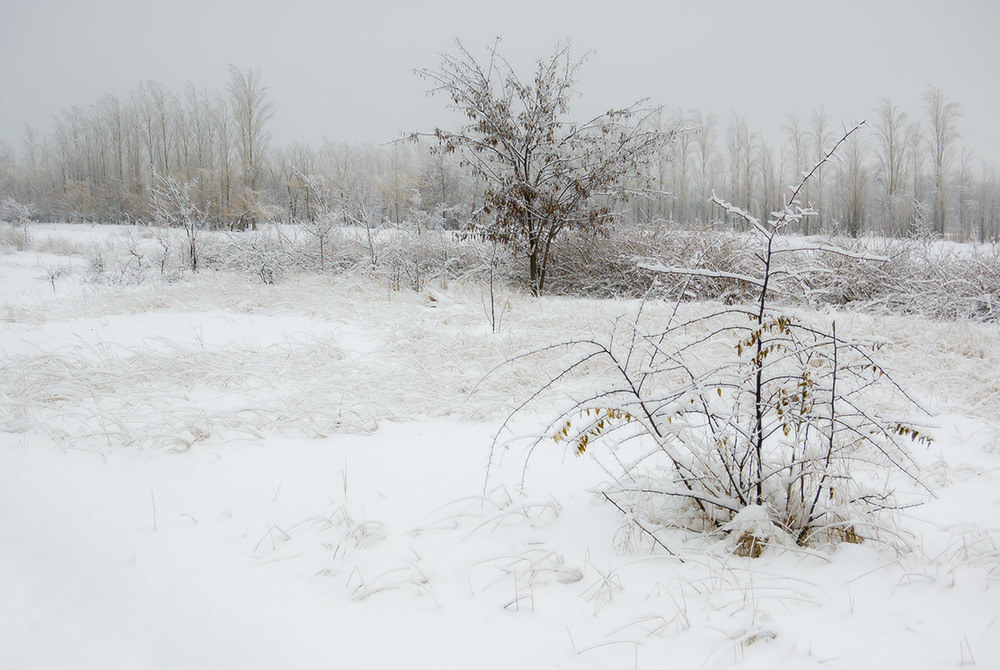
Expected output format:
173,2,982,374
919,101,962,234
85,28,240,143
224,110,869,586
1,224,999,669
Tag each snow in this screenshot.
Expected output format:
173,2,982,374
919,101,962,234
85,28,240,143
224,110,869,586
2,224,999,669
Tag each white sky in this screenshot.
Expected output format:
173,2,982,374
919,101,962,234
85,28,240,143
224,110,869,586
2,0,998,163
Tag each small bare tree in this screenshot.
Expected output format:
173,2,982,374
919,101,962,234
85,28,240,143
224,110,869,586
150,176,204,272
1,197,33,248
415,40,672,296
291,171,339,271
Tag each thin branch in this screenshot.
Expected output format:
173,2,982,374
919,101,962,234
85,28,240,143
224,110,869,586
602,491,685,561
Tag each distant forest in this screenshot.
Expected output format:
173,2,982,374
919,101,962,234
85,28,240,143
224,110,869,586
1,66,998,241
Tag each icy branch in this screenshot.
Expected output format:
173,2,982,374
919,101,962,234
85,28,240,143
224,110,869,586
772,243,890,262
637,262,765,288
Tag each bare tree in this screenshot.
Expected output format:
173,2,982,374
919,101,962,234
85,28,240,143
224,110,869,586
781,111,809,233
977,160,1000,242
808,107,835,234
228,66,274,193
691,110,720,225
150,175,203,272
923,86,961,236
667,107,695,224
904,120,927,234
872,99,908,235
726,112,754,222
414,142,470,226
755,136,781,228
415,40,672,296
212,92,234,217
837,128,869,237
957,147,976,240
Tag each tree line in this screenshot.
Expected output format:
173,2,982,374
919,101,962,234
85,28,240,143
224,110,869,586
643,90,1000,242
1,65,998,242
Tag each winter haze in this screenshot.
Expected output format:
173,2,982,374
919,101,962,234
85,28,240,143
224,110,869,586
1,0,998,159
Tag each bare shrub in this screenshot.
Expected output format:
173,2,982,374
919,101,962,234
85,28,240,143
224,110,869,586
150,176,205,272
216,226,291,284
544,224,760,303
498,124,930,554
1,198,33,249
32,235,87,257
0,224,29,252
88,230,154,285
539,221,1000,323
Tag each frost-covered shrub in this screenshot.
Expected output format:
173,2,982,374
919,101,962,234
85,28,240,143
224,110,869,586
88,238,148,285
379,229,452,292
150,177,206,273
899,244,1000,321
32,235,86,257
502,126,929,555
87,225,205,285
788,237,905,307
1,198,33,251
544,224,761,303
376,228,508,291
211,226,291,284
0,223,30,252
540,221,1000,322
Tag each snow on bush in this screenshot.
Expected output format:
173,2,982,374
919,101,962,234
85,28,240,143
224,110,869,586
499,127,934,554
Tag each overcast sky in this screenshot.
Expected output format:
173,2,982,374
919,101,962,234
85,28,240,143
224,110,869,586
2,0,998,162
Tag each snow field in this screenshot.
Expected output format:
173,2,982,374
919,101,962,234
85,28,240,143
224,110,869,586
1,224,999,669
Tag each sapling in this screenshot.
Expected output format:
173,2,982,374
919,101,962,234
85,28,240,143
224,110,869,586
1,198,33,249
150,175,204,273
293,171,340,271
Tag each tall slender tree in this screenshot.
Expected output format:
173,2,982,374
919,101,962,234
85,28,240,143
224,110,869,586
726,112,754,221
838,129,869,237
872,99,908,235
228,66,274,192
808,107,834,234
781,111,809,232
923,86,960,236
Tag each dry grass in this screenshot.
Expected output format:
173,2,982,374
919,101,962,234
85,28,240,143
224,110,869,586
5,240,1000,458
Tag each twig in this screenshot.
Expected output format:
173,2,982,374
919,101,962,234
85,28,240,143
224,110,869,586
602,491,684,562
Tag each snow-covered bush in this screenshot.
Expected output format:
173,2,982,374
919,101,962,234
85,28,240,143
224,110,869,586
540,219,1000,322
544,224,760,302
0,223,28,252
150,176,205,272
216,225,292,284
1,197,33,250
32,234,86,257
504,125,930,554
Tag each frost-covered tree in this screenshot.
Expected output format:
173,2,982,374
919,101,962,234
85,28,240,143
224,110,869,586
726,113,755,221
872,99,909,236
228,66,274,193
150,176,204,272
415,41,672,296
923,86,961,236
839,129,870,237
808,107,835,234
691,110,720,225
1,197,33,247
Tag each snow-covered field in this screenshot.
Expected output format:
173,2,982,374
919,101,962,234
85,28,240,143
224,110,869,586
2,224,999,669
